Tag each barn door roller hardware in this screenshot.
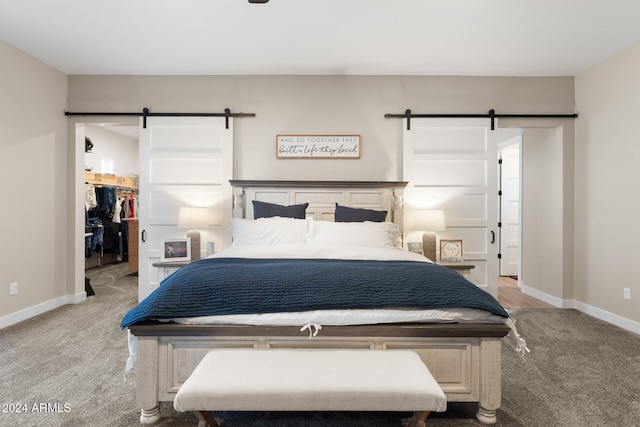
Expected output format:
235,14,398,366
65,108,256,129
385,109,578,131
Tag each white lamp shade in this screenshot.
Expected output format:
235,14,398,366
414,209,445,232
177,207,210,229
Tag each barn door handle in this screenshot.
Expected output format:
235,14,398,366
491,230,496,244
141,229,147,243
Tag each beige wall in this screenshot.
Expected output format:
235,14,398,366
0,40,69,326
3,34,637,332
66,75,578,309
521,127,565,300
575,45,640,326
67,75,575,181
2,57,585,326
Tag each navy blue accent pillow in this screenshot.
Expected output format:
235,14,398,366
334,203,387,222
253,200,309,219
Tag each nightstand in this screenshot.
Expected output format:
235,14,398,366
436,261,476,276
152,260,192,280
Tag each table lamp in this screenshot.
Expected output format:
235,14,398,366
414,209,445,262
177,207,210,260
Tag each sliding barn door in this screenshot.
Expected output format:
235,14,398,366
138,117,233,301
403,118,499,296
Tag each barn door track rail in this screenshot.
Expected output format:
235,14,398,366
65,107,256,129
386,109,578,130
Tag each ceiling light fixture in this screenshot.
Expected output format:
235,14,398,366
248,0,269,3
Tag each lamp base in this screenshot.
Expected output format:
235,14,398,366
186,229,201,260
422,231,437,262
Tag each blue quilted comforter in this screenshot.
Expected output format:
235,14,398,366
121,258,508,328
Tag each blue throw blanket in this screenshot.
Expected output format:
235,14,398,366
121,258,508,328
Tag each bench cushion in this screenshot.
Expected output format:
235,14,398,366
174,349,446,412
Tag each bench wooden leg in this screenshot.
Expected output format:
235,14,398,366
406,410,430,427
195,411,220,427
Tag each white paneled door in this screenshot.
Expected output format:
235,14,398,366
138,117,233,301
499,141,521,277
403,118,502,297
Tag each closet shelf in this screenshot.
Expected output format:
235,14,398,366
85,171,138,190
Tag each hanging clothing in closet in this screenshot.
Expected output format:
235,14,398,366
93,186,117,219
86,184,97,211
85,184,99,258
116,194,134,260
86,186,121,261
113,196,124,223
124,194,139,219
84,184,139,265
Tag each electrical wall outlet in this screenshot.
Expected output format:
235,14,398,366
623,287,631,300
10,282,18,295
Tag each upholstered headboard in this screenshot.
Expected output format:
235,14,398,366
229,180,407,234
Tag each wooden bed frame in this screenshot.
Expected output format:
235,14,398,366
128,180,510,425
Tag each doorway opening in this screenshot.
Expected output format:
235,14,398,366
495,126,565,309
498,135,522,281
74,120,140,298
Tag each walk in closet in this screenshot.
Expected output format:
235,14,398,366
84,125,139,272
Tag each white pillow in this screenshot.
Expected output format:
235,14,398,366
229,217,308,246
305,219,401,248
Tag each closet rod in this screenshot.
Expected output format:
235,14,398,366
65,107,256,129
385,109,578,130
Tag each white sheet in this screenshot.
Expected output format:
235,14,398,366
207,243,431,263
165,244,506,326
170,307,506,326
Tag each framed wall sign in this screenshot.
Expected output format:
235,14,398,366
161,238,191,262
440,239,463,262
276,135,361,159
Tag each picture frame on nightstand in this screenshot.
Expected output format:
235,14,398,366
440,239,463,262
161,238,191,262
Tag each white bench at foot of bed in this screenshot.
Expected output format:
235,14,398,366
173,349,447,427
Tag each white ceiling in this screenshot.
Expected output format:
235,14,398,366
1,0,640,76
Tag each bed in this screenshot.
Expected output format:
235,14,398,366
124,180,514,425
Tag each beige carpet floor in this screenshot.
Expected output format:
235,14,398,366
0,263,639,426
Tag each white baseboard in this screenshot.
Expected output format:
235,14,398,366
520,284,564,307
520,284,640,335
569,300,640,336
0,292,87,330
